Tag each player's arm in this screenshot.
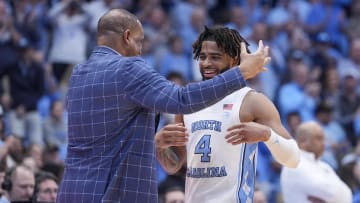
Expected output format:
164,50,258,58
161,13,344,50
155,115,187,174
226,91,300,168
248,92,300,168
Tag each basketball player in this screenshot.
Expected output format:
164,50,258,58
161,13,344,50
155,26,300,203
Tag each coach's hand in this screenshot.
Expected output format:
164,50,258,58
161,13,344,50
155,123,188,149
238,40,270,80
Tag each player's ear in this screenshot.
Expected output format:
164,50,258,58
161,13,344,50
230,56,239,67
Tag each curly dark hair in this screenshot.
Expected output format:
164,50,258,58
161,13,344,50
192,26,250,65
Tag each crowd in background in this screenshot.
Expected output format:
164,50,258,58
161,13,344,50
0,0,360,202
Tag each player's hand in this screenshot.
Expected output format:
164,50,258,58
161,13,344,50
155,123,188,149
238,40,270,80
225,122,271,145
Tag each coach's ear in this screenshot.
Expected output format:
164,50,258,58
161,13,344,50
123,29,131,45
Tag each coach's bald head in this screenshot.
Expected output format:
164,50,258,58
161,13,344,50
295,121,325,159
97,9,144,56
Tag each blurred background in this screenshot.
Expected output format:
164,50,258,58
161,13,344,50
0,0,360,202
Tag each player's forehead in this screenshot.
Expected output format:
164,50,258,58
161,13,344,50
199,41,224,55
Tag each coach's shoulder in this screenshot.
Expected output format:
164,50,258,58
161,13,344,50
125,56,146,64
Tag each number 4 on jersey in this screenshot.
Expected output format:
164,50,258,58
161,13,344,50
195,134,212,162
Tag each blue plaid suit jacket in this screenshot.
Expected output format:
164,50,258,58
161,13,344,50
57,46,246,203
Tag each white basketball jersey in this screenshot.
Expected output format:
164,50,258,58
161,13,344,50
183,87,258,203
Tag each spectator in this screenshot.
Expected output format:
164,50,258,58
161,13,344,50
225,6,252,39
0,160,9,203
158,175,185,203
355,111,360,140
7,165,35,202
337,37,360,80
339,151,360,202
22,157,38,175
281,121,352,203
43,100,67,148
253,186,268,203
1,43,45,148
142,5,171,58
247,22,285,100
5,135,25,170
41,161,64,182
278,62,316,124
27,144,43,173
319,63,341,107
170,0,205,39
0,0,23,71
42,146,63,166
11,0,49,57
286,111,302,136
335,69,360,146
351,160,360,202
239,0,267,26
315,102,349,170
346,0,360,40
141,35,157,70
162,187,184,203
159,35,191,82
182,6,209,81
0,134,18,163
48,0,90,84
304,0,348,55
35,171,58,203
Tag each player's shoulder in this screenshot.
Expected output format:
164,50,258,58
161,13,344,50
241,89,274,112
242,89,266,101
230,86,254,98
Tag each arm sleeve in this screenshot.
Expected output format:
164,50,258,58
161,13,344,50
121,57,247,114
264,130,300,168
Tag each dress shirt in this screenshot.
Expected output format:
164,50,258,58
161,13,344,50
281,150,352,203
57,46,247,203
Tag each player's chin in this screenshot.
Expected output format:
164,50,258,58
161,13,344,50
202,74,217,80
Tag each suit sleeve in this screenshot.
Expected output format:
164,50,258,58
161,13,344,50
120,57,247,114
